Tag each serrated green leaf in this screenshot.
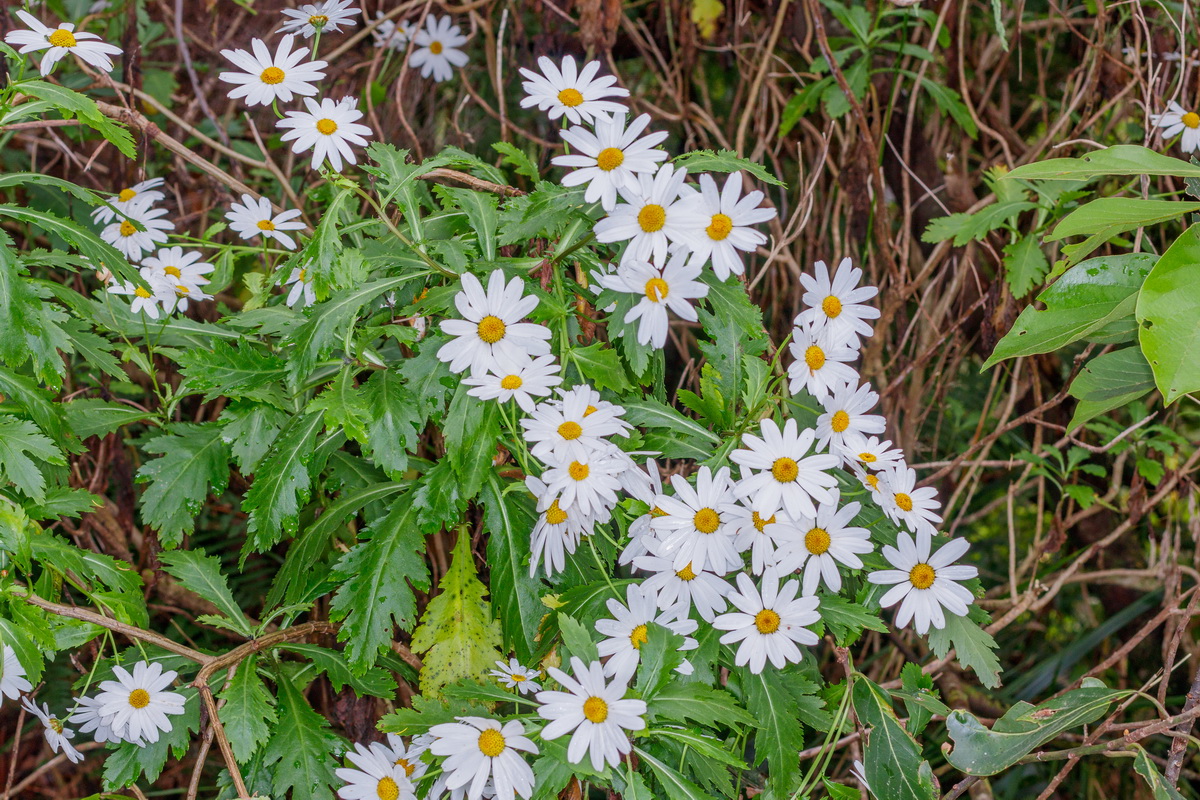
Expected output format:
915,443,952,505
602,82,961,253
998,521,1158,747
672,149,785,187
569,342,632,393
137,423,229,548
218,656,276,763
852,678,937,800
308,369,371,443
817,594,888,644
242,413,323,555
158,549,252,636
436,186,500,261
62,399,151,439
1002,234,1050,297
635,746,711,800
480,475,545,662
926,612,1002,689
176,341,288,405
281,643,397,697
442,384,501,500
635,624,684,699
17,80,136,158
742,668,805,792
262,677,343,800
362,370,422,477
557,613,600,663
492,141,541,181
0,415,64,502
921,201,1036,246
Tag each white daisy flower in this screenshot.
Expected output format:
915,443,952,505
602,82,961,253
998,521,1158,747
595,584,698,677
464,353,562,413
226,194,306,250
99,198,174,262
868,530,977,634
539,451,624,517
877,465,942,536
91,177,166,224
815,382,885,453
218,34,328,107
795,257,880,347
69,694,126,744
429,717,538,800
140,266,211,314
279,0,361,38
553,113,668,211
649,465,742,575
711,570,821,674
21,699,84,763
4,9,122,76
722,502,795,576
520,386,631,464
1151,99,1200,154
729,417,839,521
834,432,905,473
278,96,373,173
633,537,731,622
526,476,594,577
283,266,317,308
410,15,469,83
378,733,428,785
489,659,541,695
1,645,33,702
618,458,664,566
336,741,415,800
437,270,552,376
774,493,873,596
787,320,861,401
600,248,709,348
685,172,777,281
106,273,175,320
141,246,213,289
519,56,630,125
371,13,412,51
94,661,186,745
855,466,886,499
536,657,646,771
593,164,707,267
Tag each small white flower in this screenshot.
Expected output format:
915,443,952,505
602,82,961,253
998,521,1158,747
795,257,880,347
107,273,176,320
730,417,839,521
519,56,629,125
410,15,469,83
594,164,707,267
278,96,373,173
4,9,122,76
600,248,709,348
336,741,415,800
22,699,84,763
379,733,428,785
489,659,541,694
429,717,538,800
1,645,33,702
877,465,942,536
712,570,821,674
438,270,552,376
99,198,174,262
520,386,631,464
595,584,698,677
526,476,594,577
722,502,794,576
650,465,742,574
92,177,166,224
464,354,562,413
226,194,306,250
868,530,977,634
140,265,210,314
279,0,361,38
94,661,186,745
283,266,317,308
686,172,777,281
539,451,624,517
371,14,412,51
536,657,646,771
219,34,328,107
140,246,213,289
787,320,861,401
633,537,731,622
553,113,668,211
69,694,126,744
618,458,664,566
815,381,885,453
774,493,873,596
834,432,905,473
1151,99,1200,155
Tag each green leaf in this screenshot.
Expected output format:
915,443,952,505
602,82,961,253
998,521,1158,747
361,370,422,477
742,668,806,792
1135,222,1200,403
158,550,252,636
0,237,71,384
242,413,324,554
308,369,370,444
480,475,545,662
397,337,454,418
17,80,136,158
635,625,684,698
817,594,889,644
673,149,786,187
646,681,758,729
1004,145,1200,181
1002,234,1050,297
262,677,343,800
0,366,68,445
569,342,632,393
1133,747,1187,800
218,656,276,763
1068,348,1155,431
176,341,288,405
0,415,64,502
329,500,430,671
635,747,712,800
622,398,720,445
492,141,541,182
0,204,134,284
442,385,501,500
983,253,1155,368
136,423,229,549
220,404,288,473
436,186,500,260
62,399,151,439
1048,197,1200,242
921,201,1036,246
926,612,1002,689
30,534,141,595
852,678,938,800
557,613,600,663
944,679,1123,775
280,643,397,698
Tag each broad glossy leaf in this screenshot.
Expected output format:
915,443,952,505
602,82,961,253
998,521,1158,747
1068,348,1155,430
1133,747,1186,800
1135,222,1200,403
1004,145,1200,180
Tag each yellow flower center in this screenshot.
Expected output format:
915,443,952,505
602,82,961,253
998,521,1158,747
676,562,697,581
257,219,276,231
650,506,668,517
644,277,669,302
557,421,583,440
822,295,843,317
48,29,77,48
706,213,733,240
859,452,877,463
1184,112,1200,129
476,315,506,344
128,689,151,709
596,147,625,171
316,118,339,135
629,623,649,650
163,266,181,277
49,717,64,734
895,492,914,512
557,88,584,107
395,758,416,777
804,345,826,371
637,204,667,232
176,285,190,295
864,474,880,491
831,410,850,433
909,563,936,590
583,405,597,416
134,286,152,299
568,461,589,481
693,507,720,534
376,776,400,800
429,40,444,54
309,14,329,24
260,66,286,85
754,609,781,634
511,673,526,682
117,188,137,202
804,527,831,555
545,500,568,525
297,268,307,282
119,220,137,237
771,457,799,483
477,728,506,758
751,511,775,532
500,374,523,390
582,696,608,723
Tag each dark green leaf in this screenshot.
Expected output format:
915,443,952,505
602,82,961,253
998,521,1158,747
218,656,276,763
1068,348,1155,430
480,475,545,662
852,678,937,800
1135,222,1200,403
261,677,343,800
242,413,324,554
673,149,786,187
158,550,252,636
136,423,230,548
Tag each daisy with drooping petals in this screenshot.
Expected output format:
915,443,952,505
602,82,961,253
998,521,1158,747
371,13,412,51
430,717,538,800
69,694,125,744
877,465,942,536
278,96,374,173
336,741,415,800
106,273,175,320
279,0,361,38
686,172,778,281
595,584,699,677
600,248,709,348
787,320,861,401
868,530,977,634
774,493,873,596
633,537,731,622
218,34,328,107
464,353,562,413
712,570,821,674
540,451,624,517
618,458,664,566
438,270,552,376
283,266,317,308
520,386,631,464
650,466,742,575
21,699,84,763
834,432,905,473
815,382,886,453
94,661,186,745
99,198,174,262
1,645,33,702
520,56,630,125
92,178,166,224
490,659,541,695
527,476,594,577
410,15,469,82
554,113,669,211
4,10,123,76
227,195,306,250
594,164,707,268
723,500,796,575
795,257,881,347
1151,100,1200,155
730,417,839,521
536,657,646,771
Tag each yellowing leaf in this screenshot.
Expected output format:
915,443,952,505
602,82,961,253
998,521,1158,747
692,0,724,39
